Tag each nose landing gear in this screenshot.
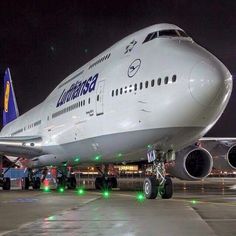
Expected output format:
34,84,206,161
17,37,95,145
143,150,174,199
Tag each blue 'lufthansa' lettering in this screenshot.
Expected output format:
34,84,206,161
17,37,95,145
56,73,99,107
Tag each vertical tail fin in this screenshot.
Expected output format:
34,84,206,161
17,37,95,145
3,68,19,126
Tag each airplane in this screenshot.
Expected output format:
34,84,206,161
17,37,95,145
0,23,233,199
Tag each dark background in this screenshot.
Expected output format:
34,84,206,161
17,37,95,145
0,0,235,136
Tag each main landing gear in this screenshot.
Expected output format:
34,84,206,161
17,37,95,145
56,166,77,190
143,150,174,199
21,168,42,190
95,165,117,190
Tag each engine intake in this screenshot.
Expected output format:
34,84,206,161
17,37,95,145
227,145,236,169
167,147,213,180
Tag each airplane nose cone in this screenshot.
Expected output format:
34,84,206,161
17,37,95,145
189,60,232,107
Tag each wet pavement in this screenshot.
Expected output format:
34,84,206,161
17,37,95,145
0,178,236,236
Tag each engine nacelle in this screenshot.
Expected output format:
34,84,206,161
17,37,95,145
166,147,213,180
212,144,236,171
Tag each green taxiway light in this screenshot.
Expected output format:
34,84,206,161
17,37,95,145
58,187,65,193
47,215,55,221
191,199,198,204
147,144,153,149
77,188,85,195
102,191,110,199
136,192,145,202
117,153,122,157
95,155,101,161
44,186,50,192
75,157,80,162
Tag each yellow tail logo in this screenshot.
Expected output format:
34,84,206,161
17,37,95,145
4,81,10,113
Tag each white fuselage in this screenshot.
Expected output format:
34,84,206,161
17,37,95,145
0,24,232,167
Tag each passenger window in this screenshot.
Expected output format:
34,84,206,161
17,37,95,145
116,89,119,96
129,85,132,92
145,81,148,88
134,83,137,91
83,100,85,106
88,98,90,104
164,76,168,84
172,75,177,83
140,82,143,90
97,95,99,101
151,80,155,87
124,86,127,93
157,78,161,86
112,90,114,97
120,88,123,95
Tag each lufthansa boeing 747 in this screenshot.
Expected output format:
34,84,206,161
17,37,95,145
0,24,233,199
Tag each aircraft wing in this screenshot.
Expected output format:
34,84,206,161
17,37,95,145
0,136,43,158
200,137,236,142
199,137,236,147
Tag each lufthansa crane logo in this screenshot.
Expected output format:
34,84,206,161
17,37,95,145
4,81,10,112
128,59,141,78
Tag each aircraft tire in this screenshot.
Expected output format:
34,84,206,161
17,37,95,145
2,177,11,190
21,177,30,190
57,177,66,190
159,176,173,199
95,177,103,190
32,177,41,190
143,176,158,199
110,177,118,188
67,176,77,189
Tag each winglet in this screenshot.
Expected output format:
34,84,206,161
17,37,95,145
3,68,19,126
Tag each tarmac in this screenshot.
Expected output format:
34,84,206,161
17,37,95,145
0,178,236,236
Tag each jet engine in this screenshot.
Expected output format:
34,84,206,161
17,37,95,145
211,144,236,171
166,147,213,180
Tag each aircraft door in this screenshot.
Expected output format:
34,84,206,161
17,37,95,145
96,80,105,116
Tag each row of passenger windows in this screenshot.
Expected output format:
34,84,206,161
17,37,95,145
52,98,91,119
11,120,42,136
111,75,177,97
89,53,111,69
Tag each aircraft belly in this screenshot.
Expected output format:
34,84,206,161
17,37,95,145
37,126,204,167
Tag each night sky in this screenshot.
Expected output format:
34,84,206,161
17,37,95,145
0,0,235,136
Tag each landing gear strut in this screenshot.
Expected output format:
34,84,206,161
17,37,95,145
21,168,41,190
56,166,77,190
95,165,117,190
143,150,174,199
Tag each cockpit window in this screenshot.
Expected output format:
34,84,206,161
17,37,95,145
159,29,179,37
143,29,188,44
177,30,188,37
143,32,158,43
